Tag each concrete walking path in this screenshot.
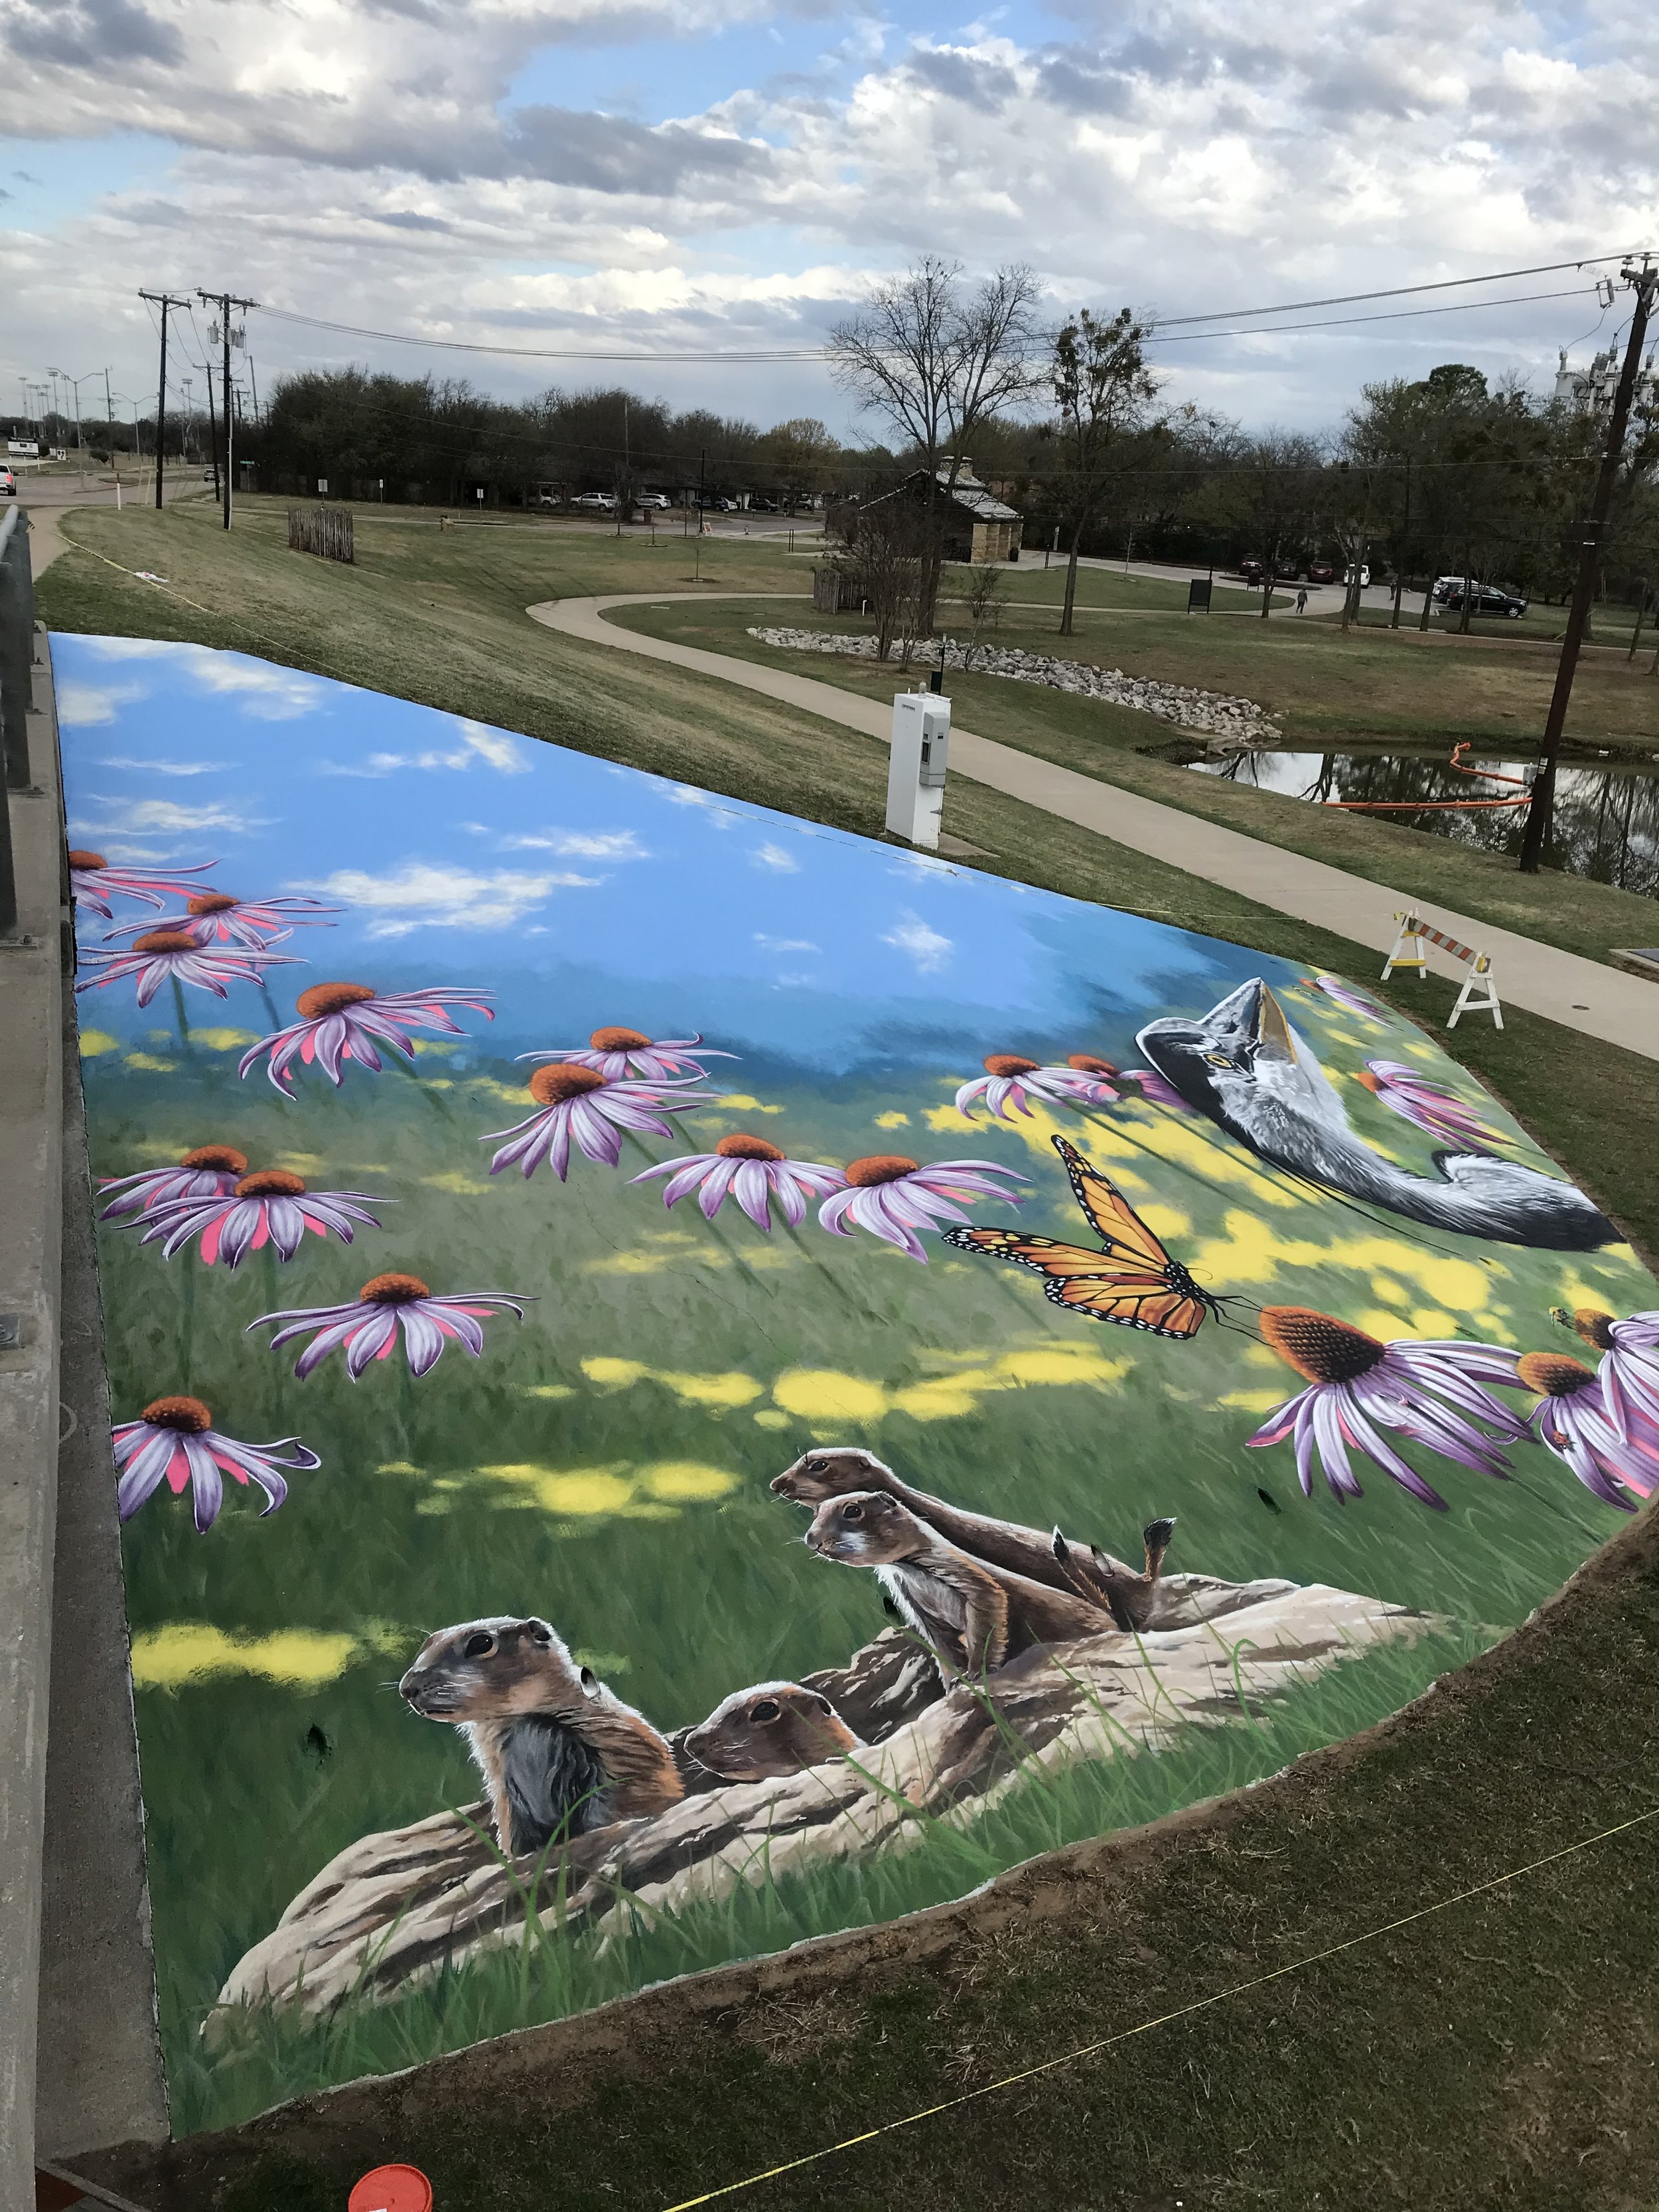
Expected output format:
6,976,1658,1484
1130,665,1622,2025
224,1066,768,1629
529,593,1659,1061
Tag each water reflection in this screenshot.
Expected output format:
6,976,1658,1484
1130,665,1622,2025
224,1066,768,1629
1191,750,1659,896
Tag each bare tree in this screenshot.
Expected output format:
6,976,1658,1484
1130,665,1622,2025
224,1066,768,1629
849,495,925,661
961,560,1009,666
830,258,1043,629
1048,307,1159,636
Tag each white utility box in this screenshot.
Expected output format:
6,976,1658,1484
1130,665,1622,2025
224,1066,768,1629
885,691,951,849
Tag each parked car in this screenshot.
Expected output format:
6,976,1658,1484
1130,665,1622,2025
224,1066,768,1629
1303,558,1337,583
638,492,672,510
1342,563,1372,589
1441,583,1528,619
0,467,15,497
1431,575,1465,603
571,491,617,512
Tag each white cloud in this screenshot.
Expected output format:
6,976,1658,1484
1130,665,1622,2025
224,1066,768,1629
57,681,147,727
498,828,649,858
749,841,800,873
297,859,601,936
754,932,819,952
319,719,530,776
882,909,952,973
79,638,325,719
100,755,227,775
75,797,267,836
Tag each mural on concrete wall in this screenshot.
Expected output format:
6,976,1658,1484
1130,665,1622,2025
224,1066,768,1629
56,633,1659,2133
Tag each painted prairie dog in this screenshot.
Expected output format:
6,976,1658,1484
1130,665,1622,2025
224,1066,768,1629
399,1615,681,1856
685,1682,865,1781
774,1445,1175,1630
804,1491,1117,1681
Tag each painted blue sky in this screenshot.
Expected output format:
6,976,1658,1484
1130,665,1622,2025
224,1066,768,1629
3,0,1653,437
56,634,1270,1074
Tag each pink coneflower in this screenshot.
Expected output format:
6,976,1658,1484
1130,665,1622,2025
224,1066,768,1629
106,889,341,950
1123,1067,1190,1110
99,1143,248,1221
1356,1061,1504,1151
818,1154,1027,1264
485,1063,717,1181
1302,974,1388,1023
1562,1307,1659,1442
524,1024,735,1083
1516,1350,1659,1511
239,980,494,1094
131,1168,387,1267
67,849,216,922
631,1132,846,1228
1245,1305,1526,1509
954,1053,1123,1121
74,929,302,1009
250,1271,528,1380
113,1393,319,1532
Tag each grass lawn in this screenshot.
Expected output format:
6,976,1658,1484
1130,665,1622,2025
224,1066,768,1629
39,490,1659,2212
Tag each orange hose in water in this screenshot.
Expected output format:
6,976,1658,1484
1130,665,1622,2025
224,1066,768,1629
1325,739,1533,810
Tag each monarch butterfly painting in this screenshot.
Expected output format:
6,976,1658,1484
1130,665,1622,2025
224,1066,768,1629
942,1134,1226,1340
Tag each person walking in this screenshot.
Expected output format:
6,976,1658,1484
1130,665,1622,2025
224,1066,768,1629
1295,587,1308,615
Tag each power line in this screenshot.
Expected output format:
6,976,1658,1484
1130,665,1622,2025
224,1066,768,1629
1143,283,1599,348
250,250,1646,366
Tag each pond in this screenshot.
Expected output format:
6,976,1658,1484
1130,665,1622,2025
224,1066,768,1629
1190,749,1659,897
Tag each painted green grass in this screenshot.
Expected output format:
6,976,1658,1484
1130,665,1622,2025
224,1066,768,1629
176,1621,1487,2133
89,999,1648,2134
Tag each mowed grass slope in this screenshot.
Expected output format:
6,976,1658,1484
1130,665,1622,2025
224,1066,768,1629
40,494,1659,2212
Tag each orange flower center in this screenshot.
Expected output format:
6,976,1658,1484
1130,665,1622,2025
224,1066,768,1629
235,1169,307,1198
983,1054,1039,1078
360,1272,431,1305
297,982,376,1019
1260,1306,1386,1385
591,1025,652,1051
529,1064,609,1106
186,892,239,915
141,1394,212,1433
844,1155,918,1187
1356,1070,1383,1094
68,849,108,870
715,1133,786,1161
1066,1054,1118,1076
133,929,197,955
180,1144,248,1173
1573,1308,1617,1352
1516,1351,1595,1398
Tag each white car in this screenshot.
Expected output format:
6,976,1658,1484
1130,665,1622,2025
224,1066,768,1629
638,492,672,510
571,491,617,512
0,467,15,497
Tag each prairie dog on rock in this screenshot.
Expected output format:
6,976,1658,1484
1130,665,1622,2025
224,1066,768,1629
399,1615,681,1856
804,1491,1117,1680
774,1445,1175,1629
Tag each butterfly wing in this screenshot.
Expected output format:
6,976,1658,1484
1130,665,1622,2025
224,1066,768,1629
1050,1138,1171,1268
941,1227,1132,1281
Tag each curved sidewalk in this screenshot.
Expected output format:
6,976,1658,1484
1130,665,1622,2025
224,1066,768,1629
529,593,1659,1062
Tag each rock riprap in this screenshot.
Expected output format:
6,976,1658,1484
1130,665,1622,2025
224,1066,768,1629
210,1574,1432,2029
746,627,1281,743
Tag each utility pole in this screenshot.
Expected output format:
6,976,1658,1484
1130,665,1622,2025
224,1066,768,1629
198,289,256,528
1520,259,1658,872
693,445,706,582
139,292,190,509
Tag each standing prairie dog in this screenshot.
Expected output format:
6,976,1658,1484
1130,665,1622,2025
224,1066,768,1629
685,1682,865,1781
804,1492,1117,1681
399,1615,681,1856
774,1445,1175,1631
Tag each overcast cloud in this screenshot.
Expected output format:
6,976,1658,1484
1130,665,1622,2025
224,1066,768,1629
2,0,1654,432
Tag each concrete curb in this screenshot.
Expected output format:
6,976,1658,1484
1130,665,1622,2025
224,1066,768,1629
0,622,66,2211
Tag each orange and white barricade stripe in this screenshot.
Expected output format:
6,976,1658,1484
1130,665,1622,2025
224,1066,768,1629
1382,912,1502,1029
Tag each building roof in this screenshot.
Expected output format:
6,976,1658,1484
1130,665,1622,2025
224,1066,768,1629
930,467,1021,522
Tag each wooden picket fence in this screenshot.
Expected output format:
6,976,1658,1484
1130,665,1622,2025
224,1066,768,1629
287,506,354,564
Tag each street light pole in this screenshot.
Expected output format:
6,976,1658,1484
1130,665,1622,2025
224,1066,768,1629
1519,259,1658,873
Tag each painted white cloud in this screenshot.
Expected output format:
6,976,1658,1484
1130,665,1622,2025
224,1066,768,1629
881,909,952,973
749,841,800,873
79,638,325,717
74,797,267,836
56,681,147,727
321,719,530,776
498,828,649,857
755,932,819,952
100,755,227,775
297,859,601,935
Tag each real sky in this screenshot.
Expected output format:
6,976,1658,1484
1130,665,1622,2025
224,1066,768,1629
2,0,1654,438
